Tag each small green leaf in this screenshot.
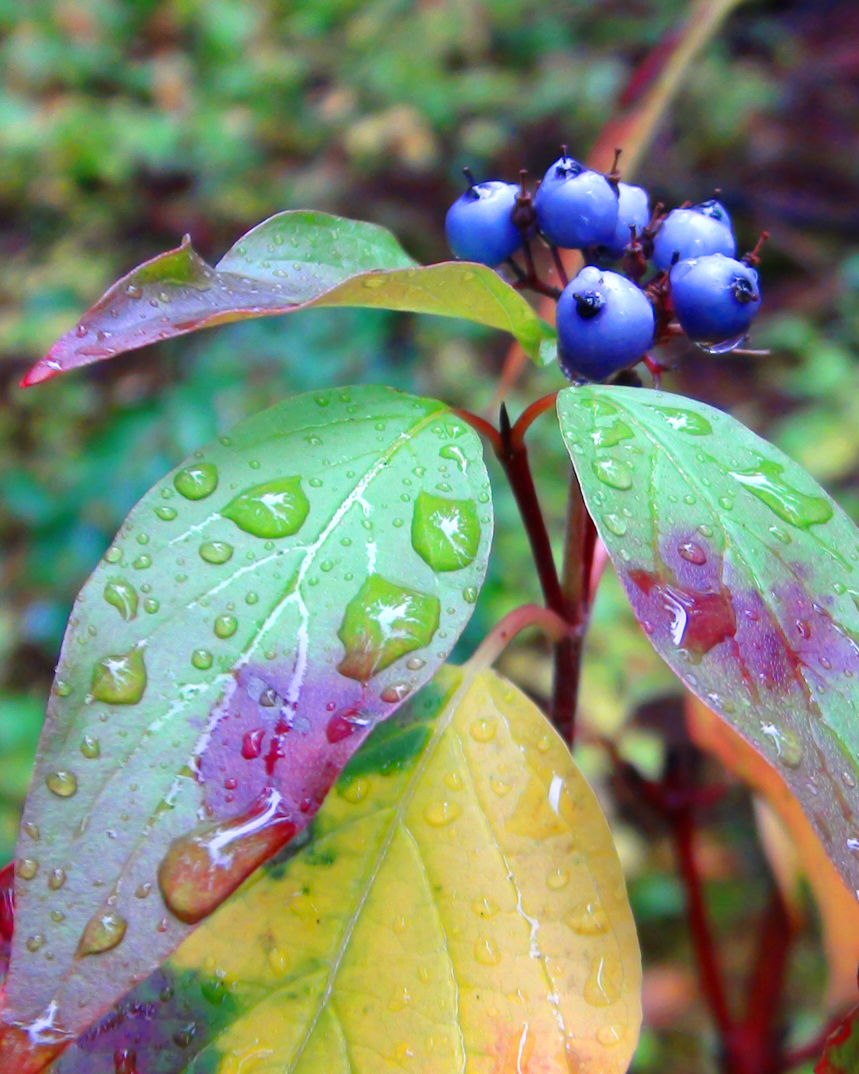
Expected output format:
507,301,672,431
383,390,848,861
24,212,556,385
558,384,859,899
2,386,492,1053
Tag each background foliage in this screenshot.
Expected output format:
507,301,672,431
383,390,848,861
1,0,858,1069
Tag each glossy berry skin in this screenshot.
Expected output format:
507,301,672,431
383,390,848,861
557,267,655,382
653,199,735,270
670,254,761,345
600,182,650,259
445,180,521,266
534,155,619,249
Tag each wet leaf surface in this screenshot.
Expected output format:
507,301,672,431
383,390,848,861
558,385,859,900
23,211,556,386
1,385,492,1061
816,1005,859,1073
52,665,641,1074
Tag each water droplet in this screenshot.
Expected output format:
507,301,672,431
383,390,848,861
380,683,410,703
362,274,386,289
337,574,439,683
462,586,479,605
213,614,238,639
654,407,712,435
156,506,177,521
158,790,296,923
23,822,39,840
597,1024,624,1047
144,598,160,614
241,729,265,759
423,801,462,826
114,1048,138,1074
16,858,38,880
490,775,511,797
470,719,497,742
199,541,234,565
245,591,259,605
50,909,64,923
678,541,707,565
75,323,88,338
341,778,369,804
584,955,622,1006
125,284,143,300
46,771,77,797
104,580,138,621
104,546,122,564
700,333,748,354
760,724,803,769
406,657,426,671
92,646,147,704
443,772,463,792
26,934,45,953
135,883,152,899
222,476,309,538
410,492,481,572
77,911,127,956
536,735,551,752
471,896,499,918
174,463,219,501
591,420,634,448
730,460,833,529
473,937,501,965
591,458,633,490
80,735,100,759
48,868,66,891
192,649,213,670
602,513,627,537
567,899,610,935
546,868,570,890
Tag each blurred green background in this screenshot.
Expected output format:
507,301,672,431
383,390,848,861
1,0,858,1068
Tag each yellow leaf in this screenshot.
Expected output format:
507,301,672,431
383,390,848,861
165,665,641,1073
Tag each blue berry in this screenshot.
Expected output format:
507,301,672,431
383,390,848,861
670,254,761,346
652,199,735,270
534,154,619,249
557,267,655,381
445,177,522,266
599,182,650,259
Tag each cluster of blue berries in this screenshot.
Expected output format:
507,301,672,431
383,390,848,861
445,151,763,383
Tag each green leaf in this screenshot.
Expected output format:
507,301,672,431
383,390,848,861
557,384,859,898
1,386,492,1059
53,666,642,1074
23,211,556,385
815,1005,859,1073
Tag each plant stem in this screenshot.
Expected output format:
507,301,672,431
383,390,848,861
468,604,571,673
671,805,734,1043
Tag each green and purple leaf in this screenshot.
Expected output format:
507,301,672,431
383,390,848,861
558,385,859,899
22,211,557,386
0,385,492,1065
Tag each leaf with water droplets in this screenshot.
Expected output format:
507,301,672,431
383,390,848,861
558,384,859,901
52,666,641,1074
23,211,557,386
0,386,492,1068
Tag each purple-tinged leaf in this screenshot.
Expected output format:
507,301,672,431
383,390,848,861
558,385,859,899
0,385,492,1067
22,211,556,386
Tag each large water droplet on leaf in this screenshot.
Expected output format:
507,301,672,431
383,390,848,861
410,492,480,572
104,580,138,621
653,407,713,436
566,899,610,935
423,800,462,827
505,776,566,840
199,541,234,565
592,458,633,490
729,459,833,529
337,573,439,683
222,476,309,539
174,463,219,501
158,790,296,924
213,614,238,639
46,771,77,797
91,646,147,704
77,910,127,956
591,420,634,448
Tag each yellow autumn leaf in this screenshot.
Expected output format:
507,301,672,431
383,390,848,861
151,664,642,1074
